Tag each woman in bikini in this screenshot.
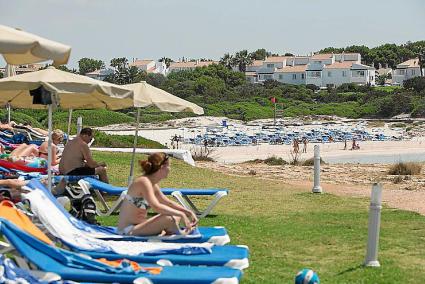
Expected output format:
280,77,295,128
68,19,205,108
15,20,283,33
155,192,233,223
118,152,198,236
38,129,64,166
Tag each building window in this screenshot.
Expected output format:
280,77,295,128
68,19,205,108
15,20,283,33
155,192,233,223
328,71,332,77
309,71,321,78
292,74,297,80
264,74,272,80
342,71,347,77
412,69,416,75
267,64,274,68
279,74,283,80
399,69,405,75
301,73,305,79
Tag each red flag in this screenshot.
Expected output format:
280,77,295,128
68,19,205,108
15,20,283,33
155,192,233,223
270,97,276,103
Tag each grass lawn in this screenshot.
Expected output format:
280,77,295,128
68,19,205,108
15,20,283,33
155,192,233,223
94,151,425,283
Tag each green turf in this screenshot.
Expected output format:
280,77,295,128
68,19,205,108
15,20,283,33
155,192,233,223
94,152,425,283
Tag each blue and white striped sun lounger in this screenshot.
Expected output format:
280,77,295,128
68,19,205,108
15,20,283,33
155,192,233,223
24,180,249,270
79,177,228,218
0,219,243,284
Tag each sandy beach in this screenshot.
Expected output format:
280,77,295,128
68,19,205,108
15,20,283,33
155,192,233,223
97,116,425,216
99,116,425,164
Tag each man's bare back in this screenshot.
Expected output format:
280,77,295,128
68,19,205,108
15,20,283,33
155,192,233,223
59,137,87,174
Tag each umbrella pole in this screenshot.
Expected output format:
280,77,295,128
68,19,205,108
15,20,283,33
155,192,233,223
128,108,141,186
6,103,11,124
66,108,73,144
47,104,53,192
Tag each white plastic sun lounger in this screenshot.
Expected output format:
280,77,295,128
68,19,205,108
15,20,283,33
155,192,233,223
78,177,228,218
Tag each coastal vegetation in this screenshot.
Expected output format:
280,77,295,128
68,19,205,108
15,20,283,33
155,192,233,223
95,151,425,283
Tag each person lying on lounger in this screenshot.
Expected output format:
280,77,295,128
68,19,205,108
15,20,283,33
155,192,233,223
59,128,108,183
38,129,64,166
10,121,49,136
0,179,28,201
118,152,198,236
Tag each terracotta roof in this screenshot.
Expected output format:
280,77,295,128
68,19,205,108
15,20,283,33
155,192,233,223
376,68,392,76
275,65,307,73
264,56,291,63
169,61,217,68
311,53,334,60
397,58,420,68
86,69,101,75
245,71,257,76
248,60,264,67
323,62,353,69
130,59,155,67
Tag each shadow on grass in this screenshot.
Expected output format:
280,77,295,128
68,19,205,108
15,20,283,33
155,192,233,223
337,264,363,275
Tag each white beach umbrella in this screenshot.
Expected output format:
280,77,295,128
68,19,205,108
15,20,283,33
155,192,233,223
0,24,72,122
0,67,133,190
0,24,71,66
123,81,203,182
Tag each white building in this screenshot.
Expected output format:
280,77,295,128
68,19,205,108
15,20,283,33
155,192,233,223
130,59,167,75
274,65,307,85
247,53,375,87
85,68,114,80
392,58,424,85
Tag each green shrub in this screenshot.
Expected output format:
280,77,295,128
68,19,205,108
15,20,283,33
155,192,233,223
388,162,422,175
93,131,164,149
264,156,288,166
302,157,326,166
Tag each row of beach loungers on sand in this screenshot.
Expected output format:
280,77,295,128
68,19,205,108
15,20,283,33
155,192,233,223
0,140,248,283
183,124,404,147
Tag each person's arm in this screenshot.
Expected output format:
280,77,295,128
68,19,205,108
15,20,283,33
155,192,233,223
154,188,198,225
0,179,27,188
81,143,102,168
132,178,193,229
51,145,60,166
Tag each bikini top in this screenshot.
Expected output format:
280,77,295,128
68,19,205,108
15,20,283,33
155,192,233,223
124,194,150,210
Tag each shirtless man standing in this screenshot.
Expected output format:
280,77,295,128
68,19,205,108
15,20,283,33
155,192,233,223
59,128,109,183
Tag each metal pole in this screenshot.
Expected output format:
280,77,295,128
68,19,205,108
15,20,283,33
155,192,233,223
76,116,82,135
6,103,11,124
128,108,141,186
47,104,53,192
66,108,73,143
365,183,382,267
312,145,323,193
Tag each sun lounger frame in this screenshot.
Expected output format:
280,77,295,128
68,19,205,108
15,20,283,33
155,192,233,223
78,178,228,218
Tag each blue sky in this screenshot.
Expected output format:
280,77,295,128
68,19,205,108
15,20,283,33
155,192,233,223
1,0,424,69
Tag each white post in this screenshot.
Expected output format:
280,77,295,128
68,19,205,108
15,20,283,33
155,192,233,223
76,116,83,135
47,104,53,192
128,108,141,186
312,145,322,193
365,183,382,267
66,108,73,143
6,103,11,124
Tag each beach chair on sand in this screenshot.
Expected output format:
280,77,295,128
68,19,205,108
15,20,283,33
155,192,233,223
78,177,228,218
23,181,250,270
26,179,230,245
0,209,243,283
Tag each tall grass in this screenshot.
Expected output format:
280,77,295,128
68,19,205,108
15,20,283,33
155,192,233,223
388,162,422,175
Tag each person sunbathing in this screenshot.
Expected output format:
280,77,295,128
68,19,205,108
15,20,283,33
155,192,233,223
117,152,198,236
0,179,28,201
59,127,108,183
9,143,39,158
38,129,64,166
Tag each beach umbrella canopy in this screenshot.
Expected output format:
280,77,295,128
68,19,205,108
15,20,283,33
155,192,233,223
0,66,134,190
125,81,204,114
0,66,134,109
123,81,204,182
0,25,71,66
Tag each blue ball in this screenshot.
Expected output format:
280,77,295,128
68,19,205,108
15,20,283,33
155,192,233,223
295,269,320,284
